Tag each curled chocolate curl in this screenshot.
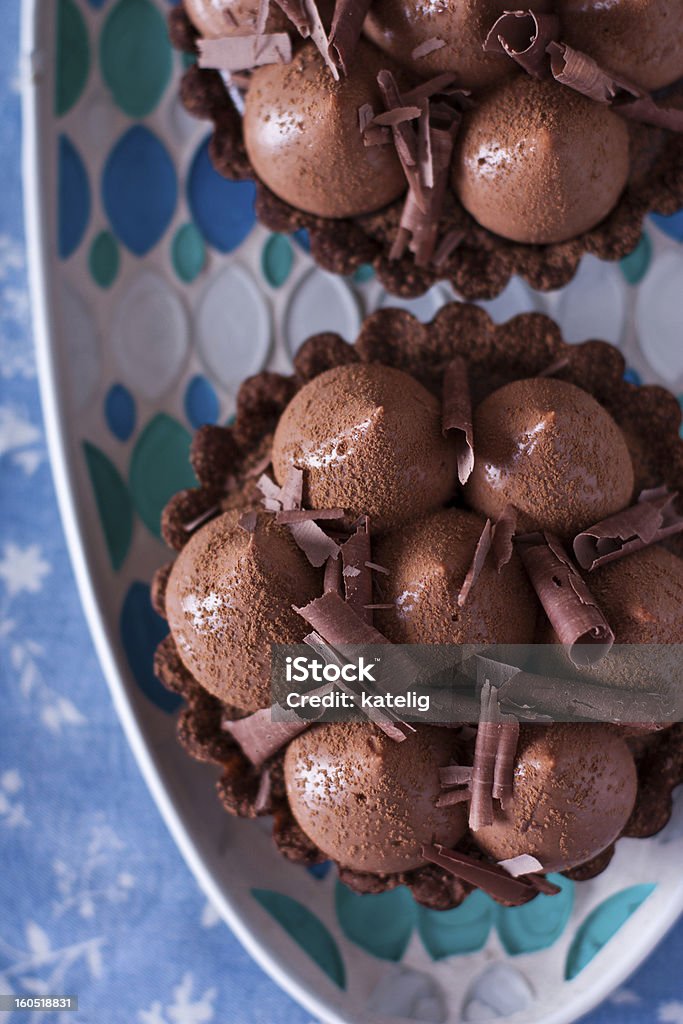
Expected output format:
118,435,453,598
197,33,292,72
442,357,474,484
470,682,519,830
258,470,342,566
548,42,683,132
492,504,517,573
328,0,373,75
421,844,541,903
295,590,391,647
377,70,424,207
341,517,373,624
573,487,683,571
273,0,339,79
483,10,560,78
517,532,614,667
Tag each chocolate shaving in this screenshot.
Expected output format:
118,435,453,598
377,69,423,208
492,715,519,808
370,106,422,127
238,510,258,533
197,33,292,72
295,590,391,647
401,73,468,106
483,11,560,78
492,504,517,572
341,517,372,624
469,682,498,830
359,103,390,146
272,0,309,36
442,356,474,484
182,504,220,533
458,520,493,607
254,768,272,814
273,0,339,78
276,507,346,524
517,532,614,667
440,765,473,786
538,356,570,379
573,487,683,571
365,561,389,575
324,555,343,594
530,875,562,896
548,42,683,132
328,0,373,76
422,844,539,903
289,520,340,567
411,38,446,60
255,0,270,35
432,228,465,269
223,707,310,767
280,466,303,510
498,854,544,878
435,789,471,807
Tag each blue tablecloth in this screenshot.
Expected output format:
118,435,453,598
2,3,683,1020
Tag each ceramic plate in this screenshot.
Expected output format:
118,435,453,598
21,0,683,1020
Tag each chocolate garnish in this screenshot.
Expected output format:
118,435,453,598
197,33,292,72
280,466,303,510
295,590,391,647
328,0,373,76
469,681,498,830
432,228,465,269
370,106,422,127
289,520,341,567
254,768,272,814
458,520,492,607
255,0,269,35
440,765,473,786
492,713,519,808
272,0,309,36
238,510,259,533
273,0,339,79
435,789,472,807
442,356,474,484
422,844,539,903
223,707,311,767
547,42,683,132
324,555,343,594
573,487,683,571
492,504,517,572
377,69,424,208
483,11,559,78
411,38,446,60
276,507,346,523
516,532,614,667
498,854,544,877
358,103,390,147
401,73,467,106
182,503,220,533
341,517,373,624
365,561,389,574
537,355,570,379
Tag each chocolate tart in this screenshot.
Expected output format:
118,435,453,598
152,303,683,909
169,6,683,300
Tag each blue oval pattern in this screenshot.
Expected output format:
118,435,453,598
184,375,219,429
105,383,136,441
103,126,177,256
120,582,181,713
188,137,255,253
58,135,91,260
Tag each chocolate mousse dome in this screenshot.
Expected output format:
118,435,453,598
364,0,553,89
165,510,321,711
452,76,631,245
473,724,638,872
272,362,458,531
464,378,635,537
374,508,537,644
243,41,407,218
559,0,683,91
285,723,468,873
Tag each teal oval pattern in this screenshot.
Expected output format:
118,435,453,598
83,441,133,570
172,223,206,283
120,582,181,713
58,135,91,260
55,0,90,116
262,234,293,287
565,884,656,980
418,890,495,960
496,875,574,956
620,233,652,285
353,263,375,284
128,413,197,539
103,127,177,257
335,882,416,962
252,889,346,989
89,230,120,288
100,0,172,118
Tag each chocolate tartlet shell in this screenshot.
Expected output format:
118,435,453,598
154,302,683,908
170,6,683,299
